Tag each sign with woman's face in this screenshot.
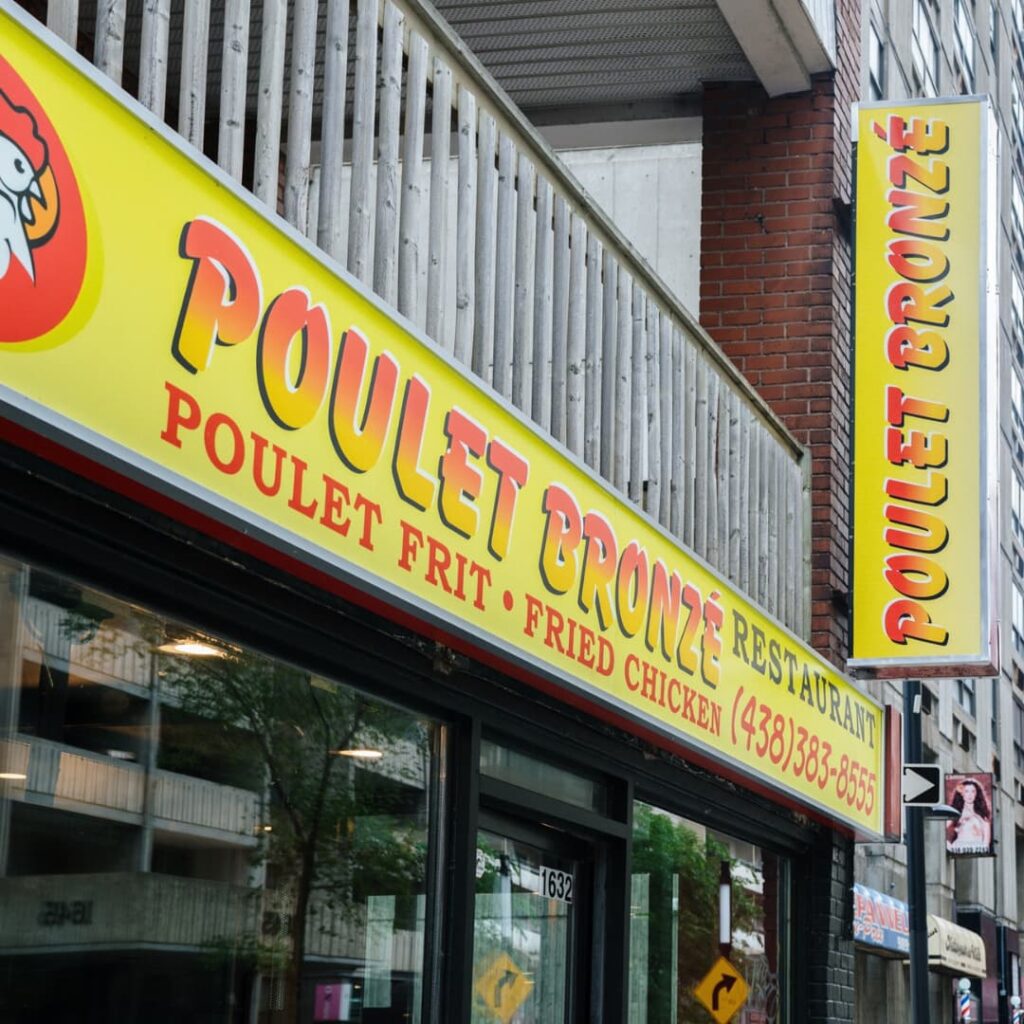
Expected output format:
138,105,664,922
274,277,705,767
944,773,995,858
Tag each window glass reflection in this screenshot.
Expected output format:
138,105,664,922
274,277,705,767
479,739,606,813
628,801,787,1024
0,559,435,1023
472,830,575,1023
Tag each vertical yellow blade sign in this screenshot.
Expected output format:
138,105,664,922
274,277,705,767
850,99,998,678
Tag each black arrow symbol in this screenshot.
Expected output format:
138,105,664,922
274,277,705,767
712,974,737,1011
494,969,518,1007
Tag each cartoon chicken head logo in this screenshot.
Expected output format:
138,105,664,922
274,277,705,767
0,55,87,344
0,90,52,281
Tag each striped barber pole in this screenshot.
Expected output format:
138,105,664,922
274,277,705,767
959,991,971,1021
1012,1008,1022,1024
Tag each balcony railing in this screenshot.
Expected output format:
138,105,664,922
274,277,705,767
20,596,153,693
0,736,260,840
0,871,422,965
30,0,810,634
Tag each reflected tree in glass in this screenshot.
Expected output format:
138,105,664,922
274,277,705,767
162,644,430,1023
630,805,759,1024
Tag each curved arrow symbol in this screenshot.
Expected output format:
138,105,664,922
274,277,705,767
712,973,737,1011
495,969,518,1008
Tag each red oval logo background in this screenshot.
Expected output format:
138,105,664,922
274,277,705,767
0,54,86,343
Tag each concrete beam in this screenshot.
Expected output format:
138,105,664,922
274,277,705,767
716,0,834,97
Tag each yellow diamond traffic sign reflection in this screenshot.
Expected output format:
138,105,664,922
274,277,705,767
693,956,749,1024
473,951,533,1023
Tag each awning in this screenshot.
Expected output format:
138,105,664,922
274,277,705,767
926,915,986,977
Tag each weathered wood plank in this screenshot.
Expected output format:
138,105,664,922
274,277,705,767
373,1,404,306
512,155,536,414
719,386,732,570
784,459,798,628
178,0,211,148
799,459,811,635
398,31,429,324
694,354,709,556
453,86,477,366
304,164,321,241
613,268,631,493
767,439,780,612
705,370,720,568
473,112,497,384
670,328,685,537
584,233,602,470
748,425,762,602
757,428,771,607
629,282,645,505
778,447,788,622
600,253,617,482
348,0,379,285
737,408,751,593
426,59,453,346
253,0,287,209
317,0,351,260
658,314,673,527
550,195,570,443
715,385,728,565
531,177,554,432
283,0,318,230
139,0,172,117
48,0,79,46
645,304,661,516
682,342,697,548
566,213,587,456
776,444,787,620
492,133,516,399
728,391,742,582
95,0,127,85
217,0,250,181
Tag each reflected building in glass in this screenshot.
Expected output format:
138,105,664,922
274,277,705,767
0,559,434,1022
628,803,787,1024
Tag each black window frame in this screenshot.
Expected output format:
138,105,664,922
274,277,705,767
0,436,821,1024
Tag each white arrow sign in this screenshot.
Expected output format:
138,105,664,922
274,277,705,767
902,763,942,806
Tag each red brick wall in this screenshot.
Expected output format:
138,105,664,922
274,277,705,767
700,2,860,669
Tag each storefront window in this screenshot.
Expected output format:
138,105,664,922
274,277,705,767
628,801,788,1024
479,739,606,813
0,557,436,1023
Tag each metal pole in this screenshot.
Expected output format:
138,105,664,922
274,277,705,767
905,677,930,1023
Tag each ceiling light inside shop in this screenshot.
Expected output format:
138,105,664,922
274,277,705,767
0,773,27,780
156,639,225,657
333,749,384,760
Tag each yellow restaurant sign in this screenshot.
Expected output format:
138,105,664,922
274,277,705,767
851,99,998,676
0,6,883,835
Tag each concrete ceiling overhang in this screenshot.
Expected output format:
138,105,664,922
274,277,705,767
430,0,836,116
95,0,834,129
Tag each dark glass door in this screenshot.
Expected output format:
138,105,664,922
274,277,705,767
470,813,592,1024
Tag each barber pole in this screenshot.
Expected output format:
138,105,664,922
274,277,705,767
959,990,971,1021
